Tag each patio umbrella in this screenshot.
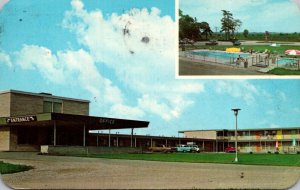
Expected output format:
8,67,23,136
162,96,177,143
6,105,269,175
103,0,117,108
284,49,300,55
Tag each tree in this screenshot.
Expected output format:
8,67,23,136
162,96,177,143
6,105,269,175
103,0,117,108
220,10,242,40
243,29,249,38
232,19,242,37
265,31,270,42
199,22,213,40
179,9,201,41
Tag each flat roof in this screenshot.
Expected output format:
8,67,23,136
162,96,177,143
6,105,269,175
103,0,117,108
179,127,300,133
91,133,214,141
0,113,149,130
0,89,90,103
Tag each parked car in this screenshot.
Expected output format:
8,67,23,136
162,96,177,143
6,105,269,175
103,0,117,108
225,147,236,153
148,145,173,153
232,40,241,46
205,40,218,45
180,38,195,45
175,144,193,152
186,144,201,153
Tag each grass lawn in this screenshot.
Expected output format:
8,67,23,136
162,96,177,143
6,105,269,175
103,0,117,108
0,161,33,174
268,68,300,75
79,153,300,167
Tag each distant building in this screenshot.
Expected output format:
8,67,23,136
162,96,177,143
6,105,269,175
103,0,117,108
180,128,300,153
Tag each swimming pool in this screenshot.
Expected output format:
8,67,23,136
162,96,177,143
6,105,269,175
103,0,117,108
191,50,250,60
276,58,298,65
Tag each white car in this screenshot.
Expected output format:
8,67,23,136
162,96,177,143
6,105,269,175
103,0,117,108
186,144,200,152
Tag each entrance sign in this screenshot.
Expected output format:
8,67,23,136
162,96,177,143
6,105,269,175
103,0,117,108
6,116,37,123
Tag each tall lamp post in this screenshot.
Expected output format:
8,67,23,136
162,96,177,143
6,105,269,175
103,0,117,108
232,108,241,162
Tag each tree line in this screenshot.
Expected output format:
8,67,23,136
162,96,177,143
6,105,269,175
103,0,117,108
179,9,243,42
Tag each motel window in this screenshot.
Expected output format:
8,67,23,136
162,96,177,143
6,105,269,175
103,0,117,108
43,101,52,113
53,102,62,113
43,100,62,113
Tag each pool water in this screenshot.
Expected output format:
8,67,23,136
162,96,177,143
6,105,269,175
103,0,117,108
276,58,297,65
191,50,250,59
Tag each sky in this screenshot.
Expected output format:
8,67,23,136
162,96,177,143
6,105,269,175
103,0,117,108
0,0,300,137
180,0,300,33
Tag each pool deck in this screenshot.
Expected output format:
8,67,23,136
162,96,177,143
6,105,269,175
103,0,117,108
179,57,269,76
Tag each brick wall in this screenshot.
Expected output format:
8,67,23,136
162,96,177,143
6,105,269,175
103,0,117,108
184,131,217,139
0,126,10,151
63,100,89,115
0,93,11,117
10,93,43,116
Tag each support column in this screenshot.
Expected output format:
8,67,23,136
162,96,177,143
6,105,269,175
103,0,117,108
108,129,111,147
83,124,86,147
117,135,119,147
97,131,99,147
202,141,205,152
131,128,134,147
166,139,168,146
53,121,56,146
150,138,153,147
135,137,137,147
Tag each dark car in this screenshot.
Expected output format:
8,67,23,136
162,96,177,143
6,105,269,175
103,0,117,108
225,147,236,153
232,40,241,46
205,40,218,45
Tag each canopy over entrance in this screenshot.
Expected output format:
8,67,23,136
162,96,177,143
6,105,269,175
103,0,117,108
0,112,149,130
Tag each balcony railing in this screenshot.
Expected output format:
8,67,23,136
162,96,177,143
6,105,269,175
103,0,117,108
220,134,300,141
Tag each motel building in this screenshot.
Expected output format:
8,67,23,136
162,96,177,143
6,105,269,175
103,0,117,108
0,89,299,154
180,128,300,153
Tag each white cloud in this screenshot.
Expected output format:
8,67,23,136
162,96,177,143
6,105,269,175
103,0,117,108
59,0,204,120
107,104,145,119
14,45,65,84
0,51,12,67
0,0,9,11
13,45,124,107
215,80,259,105
57,49,124,105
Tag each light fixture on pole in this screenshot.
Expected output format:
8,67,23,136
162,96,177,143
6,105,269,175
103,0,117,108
232,108,241,162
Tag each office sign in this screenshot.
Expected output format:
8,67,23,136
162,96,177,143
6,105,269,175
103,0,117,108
6,116,37,124
99,118,115,125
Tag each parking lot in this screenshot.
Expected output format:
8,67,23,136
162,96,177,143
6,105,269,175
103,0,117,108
0,152,300,189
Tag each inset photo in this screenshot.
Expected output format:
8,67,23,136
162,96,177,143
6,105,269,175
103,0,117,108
178,0,300,76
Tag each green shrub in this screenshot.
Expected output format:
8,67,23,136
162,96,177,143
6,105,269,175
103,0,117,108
0,161,33,174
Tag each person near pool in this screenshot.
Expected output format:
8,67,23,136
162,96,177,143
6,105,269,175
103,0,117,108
236,55,245,65
237,55,245,61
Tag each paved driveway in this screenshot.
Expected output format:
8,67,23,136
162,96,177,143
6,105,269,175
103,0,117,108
1,152,300,189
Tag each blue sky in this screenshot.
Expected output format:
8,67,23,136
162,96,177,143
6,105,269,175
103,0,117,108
0,0,300,136
180,0,300,33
